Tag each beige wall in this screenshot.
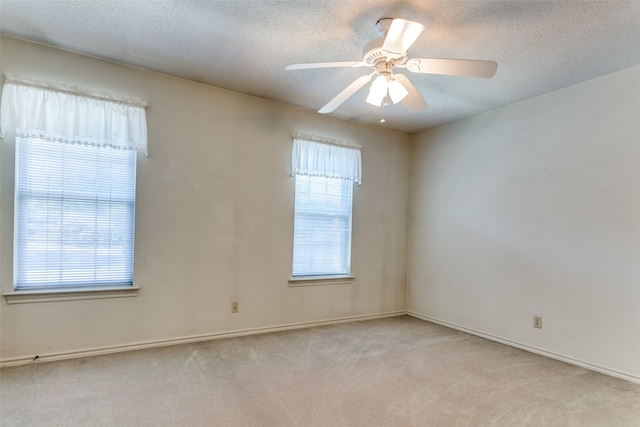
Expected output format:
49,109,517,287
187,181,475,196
408,65,640,381
3,35,638,383
0,36,410,362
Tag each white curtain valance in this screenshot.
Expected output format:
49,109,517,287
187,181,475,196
291,133,362,184
0,76,148,155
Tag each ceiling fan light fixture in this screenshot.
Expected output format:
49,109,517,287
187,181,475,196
388,79,408,104
365,91,384,106
366,75,388,106
370,75,388,96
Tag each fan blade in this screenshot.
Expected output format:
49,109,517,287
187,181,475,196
318,74,373,114
395,74,427,113
406,58,498,78
382,19,425,55
286,61,368,70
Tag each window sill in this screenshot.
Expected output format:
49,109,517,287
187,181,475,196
2,286,140,304
289,276,355,287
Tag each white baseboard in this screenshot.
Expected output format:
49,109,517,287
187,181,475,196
0,310,406,368
4,310,638,386
407,311,640,385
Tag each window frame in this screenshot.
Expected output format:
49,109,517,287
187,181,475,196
290,174,356,286
3,137,140,303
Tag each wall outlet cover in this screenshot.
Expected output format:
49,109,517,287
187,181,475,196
533,315,543,329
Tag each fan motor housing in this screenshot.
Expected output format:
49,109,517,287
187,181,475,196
362,37,407,65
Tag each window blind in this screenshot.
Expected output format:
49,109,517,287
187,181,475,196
14,138,136,289
292,175,353,277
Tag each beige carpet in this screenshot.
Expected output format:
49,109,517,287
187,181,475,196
1,316,639,426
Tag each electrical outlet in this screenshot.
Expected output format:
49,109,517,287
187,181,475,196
231,301,239,313
533,315,543,329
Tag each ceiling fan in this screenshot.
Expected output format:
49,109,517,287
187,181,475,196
286,18,497,118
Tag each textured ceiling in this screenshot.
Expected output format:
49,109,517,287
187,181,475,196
1,1,639,134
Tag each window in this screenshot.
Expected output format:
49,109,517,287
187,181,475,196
14,138,136,289
290,134,362,280
0,76,147,299
292,175,353,277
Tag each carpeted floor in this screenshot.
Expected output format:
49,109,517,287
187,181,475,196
1,316,639,426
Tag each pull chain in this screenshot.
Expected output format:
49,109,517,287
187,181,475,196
379,96,389,123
